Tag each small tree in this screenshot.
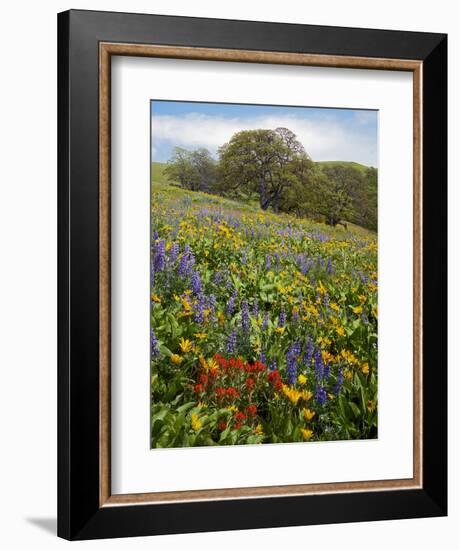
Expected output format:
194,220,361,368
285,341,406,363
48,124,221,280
190,148,217,192
164,147,216,192
315,165,365,227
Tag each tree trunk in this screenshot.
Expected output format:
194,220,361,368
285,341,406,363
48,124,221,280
259,177,270,210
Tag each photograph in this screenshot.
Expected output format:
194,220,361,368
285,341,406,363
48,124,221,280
150,100,378,448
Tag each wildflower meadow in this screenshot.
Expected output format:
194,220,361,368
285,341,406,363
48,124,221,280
150,166,378,448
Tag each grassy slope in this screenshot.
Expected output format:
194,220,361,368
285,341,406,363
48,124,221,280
151,162,172,185
152,163,375,240
316,160,374,172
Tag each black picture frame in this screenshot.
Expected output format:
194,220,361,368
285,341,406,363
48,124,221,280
58,9,447,540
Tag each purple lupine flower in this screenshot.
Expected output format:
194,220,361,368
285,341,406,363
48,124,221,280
265,254,271,270
278,309,286,328
327,258,333,275
286,343,300,385
177,252,189,277
252,299,259,317
241,299,250,334
269,359,277,371
262,312,269,331
315,385,327,405
190,270,202,294
333,368,344,395
314,348,324,381
213,271,224,285
260,350,267,365
186,250,196,275
154,239,166,272
227,290,237,316
194,298,205,324
358,270,369,284
150,328,160,359
153,230,159,241
226,329,238,354
207,294,217,322
292,308,299,322
150,259,155,286
169,242,180,263
300,258,310,276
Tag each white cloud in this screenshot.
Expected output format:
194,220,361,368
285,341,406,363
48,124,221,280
151,112,377,167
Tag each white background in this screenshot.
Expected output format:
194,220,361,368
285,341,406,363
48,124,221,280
111,57,413,494
0,1,456,549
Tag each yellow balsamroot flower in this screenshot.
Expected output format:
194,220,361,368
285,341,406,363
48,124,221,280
301,428,313,441
330,302,340,312
340,349,358,365
352,305,363,315
194,332,207,340
199,356,219,373
178,338,193,353
317,336,331,348
316,280,327,295
303,304,319,317
335,325,345,337
343,368,353,381
302,408,315,421
151,293,162,303
282,385,302,405
181,297,192,312
254,423,264,436
275,326,286,334
191,412,202,431
367,400,376,412
170,354,183,365
361,362,370,375
301,389,313,401
298,374,307,385
322,350,335,364
358,294,367,303
227,405,238,412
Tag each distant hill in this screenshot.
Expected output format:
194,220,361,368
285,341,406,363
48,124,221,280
315,160,375,173
151,161,172,185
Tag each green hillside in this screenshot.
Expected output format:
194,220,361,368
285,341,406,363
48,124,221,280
152,160,377,232
316,160,375,173
151,162,173,185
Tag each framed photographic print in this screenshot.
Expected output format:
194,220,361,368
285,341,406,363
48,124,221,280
57,9,447,540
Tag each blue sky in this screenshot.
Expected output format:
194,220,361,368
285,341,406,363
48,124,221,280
151,100,378,167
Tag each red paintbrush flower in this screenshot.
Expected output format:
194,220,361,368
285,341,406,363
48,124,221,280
226,387,240,400
268,370,281,383
246,404,257,417
215,387,226,398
